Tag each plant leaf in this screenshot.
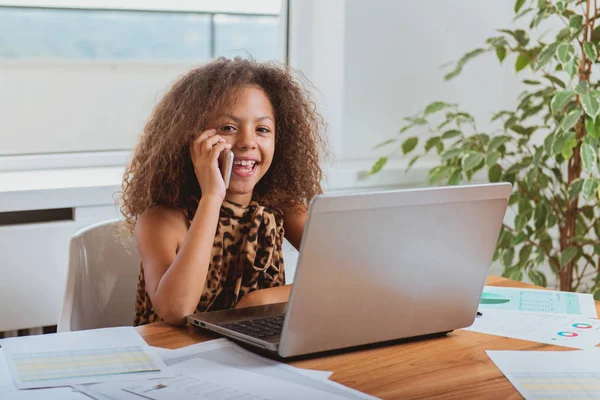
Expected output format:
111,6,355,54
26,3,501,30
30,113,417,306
442,129,461,139
581,142,598,171
407,155,420,172
372,139,396,150
488,164,503,182
402,137,418,154
516,53,530,72
551,90,574,114
562,137,578,159
543,74,566,88
528,270,547,287
535,42,559,70
424,101,450,115
515,213,528,231
489,135,511,150
552,133,567,155
448,169,462,185
534,203,547,229
562,108,583,131
560,246,579,266
486,150,501,166
575,81,589,95
510,270,524,282
586,116,600,139
369,157,388,175
568,179,584,200
496,46,507,63
441,148,463,160
519,244,533,265
581,90,600,118
515,0,526,13
424,136,441,152
565,58,578,78
503,247,515,268
584,42,598,62
461,152,484,171
583,177,599,198
444,48,487,80
556,43,575,64
569,14,584,30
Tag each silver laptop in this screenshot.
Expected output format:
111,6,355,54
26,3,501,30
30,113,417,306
187,183,511,358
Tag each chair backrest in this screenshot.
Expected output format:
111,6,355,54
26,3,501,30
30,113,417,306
57,219,141,332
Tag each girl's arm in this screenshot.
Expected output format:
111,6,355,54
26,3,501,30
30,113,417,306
136,196,223,325
282,204,308,251
136,129,231,325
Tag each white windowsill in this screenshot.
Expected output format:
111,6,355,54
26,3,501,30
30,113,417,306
0,151,441,213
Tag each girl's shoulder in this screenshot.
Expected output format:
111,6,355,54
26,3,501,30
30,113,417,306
136,205,189,241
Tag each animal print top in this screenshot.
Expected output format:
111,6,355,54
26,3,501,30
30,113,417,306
133,199,286,326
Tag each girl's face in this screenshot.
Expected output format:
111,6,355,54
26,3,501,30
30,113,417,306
211,85,276,205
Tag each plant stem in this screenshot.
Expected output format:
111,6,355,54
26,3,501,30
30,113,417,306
560,0,592,292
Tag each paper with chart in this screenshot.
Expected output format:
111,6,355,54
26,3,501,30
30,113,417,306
487,349,600,400
153,339,334,381
463,309,600,348
479,286,598,318
1,327,167,389
78,338,375,400
156,339,369,398
123,357,358,400
0,349,88,400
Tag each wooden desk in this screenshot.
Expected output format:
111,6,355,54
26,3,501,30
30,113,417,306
137,276,600,399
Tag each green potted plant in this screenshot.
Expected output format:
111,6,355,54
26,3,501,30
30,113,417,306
372,0,600,294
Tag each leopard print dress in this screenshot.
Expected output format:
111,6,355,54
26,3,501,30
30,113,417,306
133,199,286,326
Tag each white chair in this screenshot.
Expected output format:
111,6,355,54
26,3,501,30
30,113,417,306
58,219,141,332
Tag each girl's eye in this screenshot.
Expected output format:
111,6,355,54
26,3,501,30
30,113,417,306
257,127,271,134
220,125,236,132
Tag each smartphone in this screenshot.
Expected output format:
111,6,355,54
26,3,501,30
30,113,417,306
220,149,234,189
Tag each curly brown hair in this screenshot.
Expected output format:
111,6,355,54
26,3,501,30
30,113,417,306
120,57,327,232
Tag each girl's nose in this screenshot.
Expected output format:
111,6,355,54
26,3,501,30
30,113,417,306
235,126,257,150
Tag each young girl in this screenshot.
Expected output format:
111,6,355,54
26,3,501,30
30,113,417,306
120,58,326,326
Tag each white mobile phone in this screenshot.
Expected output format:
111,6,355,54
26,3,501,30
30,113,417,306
220,150,234,189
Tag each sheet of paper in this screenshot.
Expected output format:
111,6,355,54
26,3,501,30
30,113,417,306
0,349,88,400
464,309,600,348
480,286,598,318
1,327,168,389
123,357,361,400
487,349,600,399
152,341,332,380
154,339,366,399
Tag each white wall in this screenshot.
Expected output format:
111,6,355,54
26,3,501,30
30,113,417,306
343,0,520,160
290,0,525,190
0,62,191,155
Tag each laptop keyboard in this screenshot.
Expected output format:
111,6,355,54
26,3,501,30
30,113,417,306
221,316,285,338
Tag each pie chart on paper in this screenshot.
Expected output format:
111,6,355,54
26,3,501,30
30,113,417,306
480,292,511,305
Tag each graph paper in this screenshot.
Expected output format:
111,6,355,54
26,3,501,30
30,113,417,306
1,327,167,389
511,372,600,399
487,350,600,400
13,346,160,383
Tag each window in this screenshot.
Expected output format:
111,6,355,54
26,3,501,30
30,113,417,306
0,0,285,162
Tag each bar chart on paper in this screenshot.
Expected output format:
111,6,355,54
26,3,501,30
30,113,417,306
487,350,600,400
12,346,160,384
479,286,598,318
510,372,600,399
